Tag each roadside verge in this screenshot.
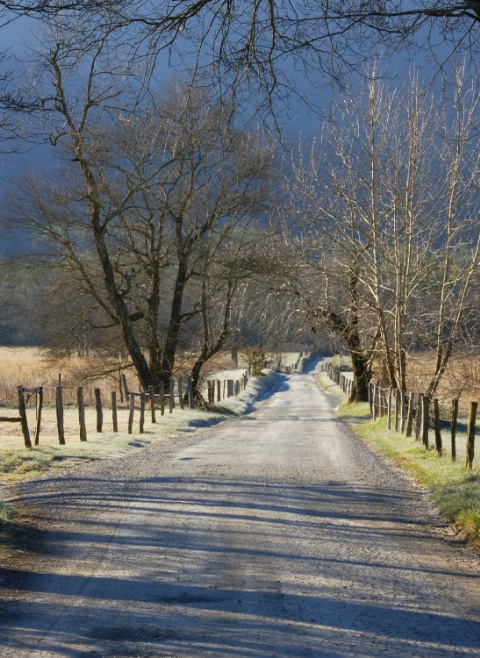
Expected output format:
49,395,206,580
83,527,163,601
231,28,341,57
316,371,480,553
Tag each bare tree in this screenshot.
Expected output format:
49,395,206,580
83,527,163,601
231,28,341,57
283,65,480,399
422,65,480,397
7,49,275,390
188,228,262,398
2,1,480,127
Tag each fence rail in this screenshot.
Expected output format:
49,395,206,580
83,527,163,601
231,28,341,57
205,372,249,403
321,362,353,397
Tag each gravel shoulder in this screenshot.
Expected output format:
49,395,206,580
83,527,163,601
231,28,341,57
1,366,480,657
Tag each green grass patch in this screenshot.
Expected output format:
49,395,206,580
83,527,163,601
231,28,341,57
339,400,480,545
337,401,371,424
316,372,345,398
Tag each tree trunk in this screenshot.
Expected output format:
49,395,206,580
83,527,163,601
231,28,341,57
349,347,370,403
160,254,189,389
87,176,153,390
345,264,370,402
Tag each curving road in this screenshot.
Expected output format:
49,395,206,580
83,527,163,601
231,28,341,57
1,363,480,657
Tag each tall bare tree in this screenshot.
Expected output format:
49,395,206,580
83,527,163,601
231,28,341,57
6,33,276,390
282,65,480,399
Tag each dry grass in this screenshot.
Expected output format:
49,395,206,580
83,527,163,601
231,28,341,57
407,351,480,416
0,346,235,451
0,346,245,406
0,346,301,453
0,346,127,407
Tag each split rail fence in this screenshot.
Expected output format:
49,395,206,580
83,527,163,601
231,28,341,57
323,361,478,470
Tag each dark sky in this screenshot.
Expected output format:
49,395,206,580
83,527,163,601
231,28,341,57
0,12,463,255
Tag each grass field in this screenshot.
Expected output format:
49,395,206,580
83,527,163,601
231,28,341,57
349,408,480,551
407,351,480,408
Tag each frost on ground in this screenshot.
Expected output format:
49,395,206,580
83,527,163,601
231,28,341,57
2,359,480,658
0,370,284,477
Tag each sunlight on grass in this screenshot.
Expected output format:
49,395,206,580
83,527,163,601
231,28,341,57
0,371,283,483
316,372,345,398
0,370,283,552
0,409,221,482
337,401,371,424
339,400,480,544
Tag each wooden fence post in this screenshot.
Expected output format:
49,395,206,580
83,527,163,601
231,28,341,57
421,395,429,449
95,388,103,433
139,392,146,434
387,387,393,430
112,391,118,433
34,386,43,446
394,389,400,432
169,379,175,413
406,391,415,438
17,386,32,449
77,386,87,442
400,390,407,434
451,398,458,462
433,398,442,456
56,385,65,445
188,377,195,409
383,386,389,417
415,393,422,441
465,401,478,470
128,393,135,435
216,380,221,402
148,385,156,423
159,382,165,416
178,378,184,409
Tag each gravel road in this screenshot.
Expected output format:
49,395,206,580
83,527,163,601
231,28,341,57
1,364,480,658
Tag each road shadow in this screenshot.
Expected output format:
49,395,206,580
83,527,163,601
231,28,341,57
1,472,479,657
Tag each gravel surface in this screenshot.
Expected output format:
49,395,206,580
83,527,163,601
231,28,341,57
1,364,480,657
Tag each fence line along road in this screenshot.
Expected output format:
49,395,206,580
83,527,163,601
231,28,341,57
0,371,251,447
323,361,479,469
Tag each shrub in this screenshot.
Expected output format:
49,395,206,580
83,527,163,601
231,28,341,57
241,346,267,377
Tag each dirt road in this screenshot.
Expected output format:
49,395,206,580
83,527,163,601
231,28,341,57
1,364,480,657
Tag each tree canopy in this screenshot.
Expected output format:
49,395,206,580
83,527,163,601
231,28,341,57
2,1,480,120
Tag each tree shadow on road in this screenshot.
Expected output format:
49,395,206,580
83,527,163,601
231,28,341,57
1,473,479,657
